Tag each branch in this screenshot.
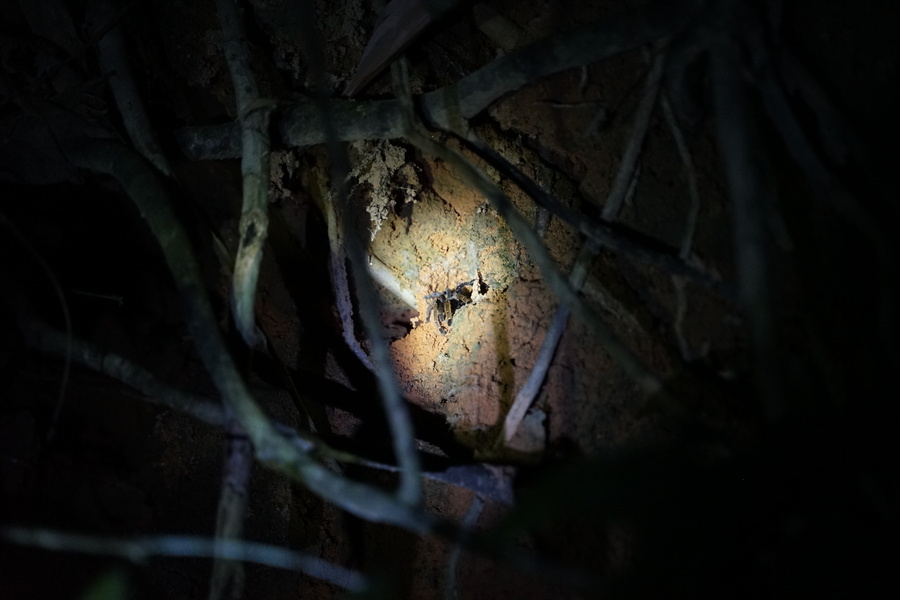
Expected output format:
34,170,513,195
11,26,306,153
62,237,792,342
336,113,424,509
208,5,269,580
0,210,72,442
14,305,515,504
661,92,703,361
306,159,375,371
17,309,226,427
217,0,274,349
709,12,782,421
751,34,898,365
443,494,485,600
209,414,254,600
86,0,174,178
59,137,430,532
176,0,703,159
0,527,368,592
289,0,423,508
176,1,728,299
500,242,593,444
501,48,665,443
460,137,732,296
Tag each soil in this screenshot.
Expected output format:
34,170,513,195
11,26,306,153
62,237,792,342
1,0,898,599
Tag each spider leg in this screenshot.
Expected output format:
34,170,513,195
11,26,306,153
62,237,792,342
456,279,476,294
440,297,453,326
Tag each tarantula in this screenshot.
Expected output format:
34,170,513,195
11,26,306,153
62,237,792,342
424,279,476,335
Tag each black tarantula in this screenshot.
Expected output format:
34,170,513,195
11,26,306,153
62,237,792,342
424,279,476,335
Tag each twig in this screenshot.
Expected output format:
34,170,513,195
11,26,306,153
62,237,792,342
419,0,698,132
59,137,430,531
10,301,587,589
458,136,732,296
0,211,72,442
369,252,418,309
15,307,515,503
751,35,898,366
0,527,368,592
344,0,460,96
601,48,665,220
500,243,594,444
70,289,124,305
16,308,226,427
213,2,276,593
500,49,665,443
443,494,485,600
86,0,174,178
661,92,702,362
176,0,704,159
311,161,375,371
178,13,731,299
662,96,700,262
778,45,896,211
709,11,782,422
216,0,274,349
293,0,422,509
208,414,254,600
